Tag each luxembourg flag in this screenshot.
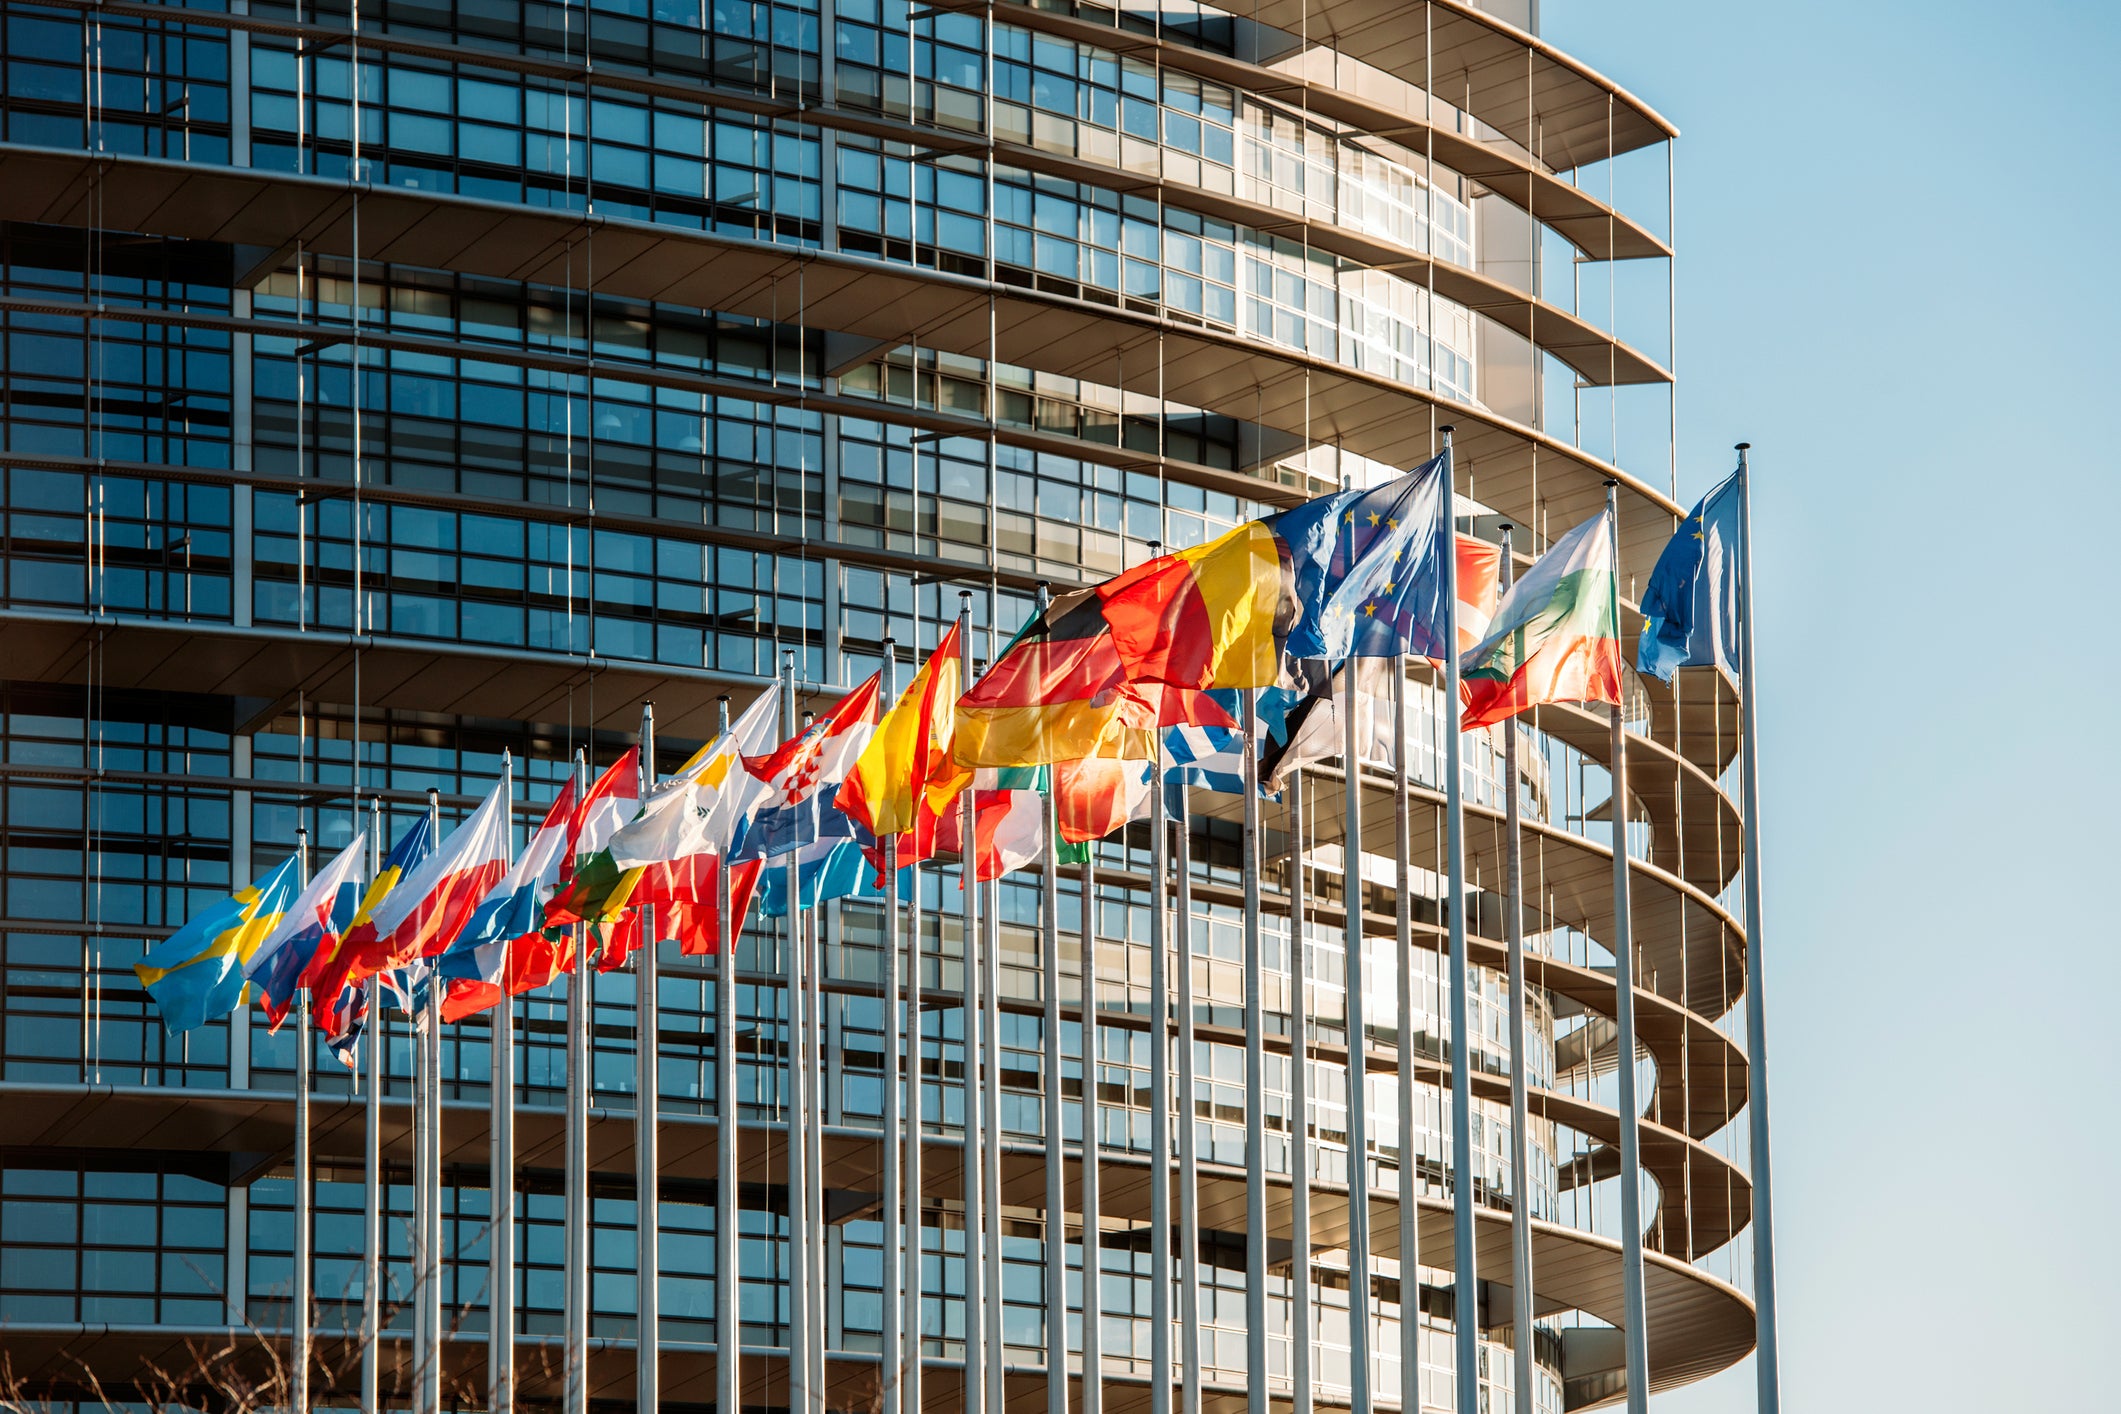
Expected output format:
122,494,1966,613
437,778,578,1022
245,832,369,1029
734,673,884,862
340,774,515,980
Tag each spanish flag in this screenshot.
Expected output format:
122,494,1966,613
837,624,972,840
1094,520,1287,691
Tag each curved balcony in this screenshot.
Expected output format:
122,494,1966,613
0,145,1686,578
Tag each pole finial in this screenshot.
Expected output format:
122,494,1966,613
1438,423,1455,436
717,692,730,704
1604,478,1619,488
1735,441,1752,452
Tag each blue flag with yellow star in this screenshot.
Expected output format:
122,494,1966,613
1637,469,1742,683
1266,452,1451,664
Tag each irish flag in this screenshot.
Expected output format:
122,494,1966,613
1459,509,1623,729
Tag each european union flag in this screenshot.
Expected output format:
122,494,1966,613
1637,469,1742,683
1268,453,1450,664
135,856,300,1034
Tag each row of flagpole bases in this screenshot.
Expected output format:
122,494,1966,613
230,439,1775,1413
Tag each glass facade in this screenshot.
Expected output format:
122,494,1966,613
0,0,1750,1409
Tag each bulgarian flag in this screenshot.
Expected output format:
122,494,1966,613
1459,509,1624,730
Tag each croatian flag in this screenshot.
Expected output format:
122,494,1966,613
734,673,884,862
437,778,578,1021
345,775,515,978
243,832,368,1029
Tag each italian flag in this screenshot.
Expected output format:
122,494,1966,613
1459,509,1624,729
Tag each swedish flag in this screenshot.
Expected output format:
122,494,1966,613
135,856,300,1035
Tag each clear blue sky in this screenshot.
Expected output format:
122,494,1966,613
1540,2,2121,1409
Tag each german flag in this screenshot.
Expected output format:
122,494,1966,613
953,588,1233,768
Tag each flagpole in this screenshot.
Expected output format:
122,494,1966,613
875,646,901,1414
491,752,516,1414
1149,740,1174,1414
636,706,661,1411
1240,687,1267,1414
1340,586,1374,1414
953,593,987,1414
713,692,743,1414
805,890,827,1408
1604,480,1653,1414
780,650,812,1414
565,751,590,1414
1286,770,1312,1414
1389,660,1419,1414
981,866,1006,1414
1734,443,1784,1414
1037,592,1067,1414
1437,428,1481,1414
1497,528,1536,1414
424,786,445,1414
293,826,312,1414
1173,789,1202,1414
361,800,382,1414
905,821,926,1414
1078,836,1102,1414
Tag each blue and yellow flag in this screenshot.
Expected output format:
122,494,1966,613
135,856,300,1034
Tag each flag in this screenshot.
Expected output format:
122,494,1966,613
541,749,647,935
1162,720,1249,805
838,625,972,840
1459,509,1624,730
300,813,435,1009
734,673,884,862
955,589,1235,768
1094,520,1287,689
438,779,578,1022
322,979,370,1070
1270,455,1453,663
607,698,772,869
1637,469,1741,683
1053,756,1153,844
754,798,882,917
135,857,299,1035
333,777,514,981
1454,534,1503,657
246,833,370,1030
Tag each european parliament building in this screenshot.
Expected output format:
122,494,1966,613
0,0,1767,1410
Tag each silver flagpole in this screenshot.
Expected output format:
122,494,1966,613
1240,688,1267,1414
423,787,444,1414
781,651,811,1414
1149,746,1174,1414
362,801,382,1413
715,693,744,1414
1389,662,1419,1414
982,867,1005,1414
1341,607,1373,1414
491,753,516,1414
875,647,900,1414
1287,770,1312,1414
1437,429,1481,1414
1037,590,1067,1414
1603,481,1652,1414
293,827,312,1414
1498,528,1536,1414
412,844,430,1406
951,596,986,1414
565,752,590,1414
637,706,661,1411
1078,845,1102,1414
1734,443,1784,1414
806,893,827,1408
1173,790,1202,1414
906,825,926,1414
